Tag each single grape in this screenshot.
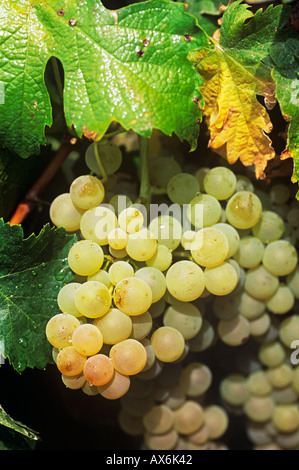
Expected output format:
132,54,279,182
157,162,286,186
163,302,202,340
56,346,87,376
203,166,237,200
258,341,286,368
143,405,175,435
151,326,185,363
57,283,82,317
187,193,222,228
203,406,228,439
107,227,128,250
263,240,298,277
220,374,250,407
272,405,299,433
166,260,205,302
118,207,144,233
267,363,293,389
233,236,264,269
146,244,172,272
235,174,254,193
87,269,111,288
70,174,105,209
61,373,86,390
204,262,238,296
130,311,153,340
46,313,81,349
97,370,131,400
108,261,134,285
244,265,279,300
179,362,212,397
247,370,272,396
265,284,295,315
71,323,103,356
148,215,182,251
74,281,111,318
50,193,85,231
252,210,284,243
113,277,153,316
243,396,275,423
83,354,114,386
217,315,250,346
135,266,166,303
126,229,157,262
80,206,118,245
249,312,271,337
149,156,181,188
85,140,122,176
166,173,199,205
94,308,132,344
174,401,204,435
68,239,104,276
226,191,262,229
144,429,178,450
279,315,299,348
109,338,147,375
191,227,229,268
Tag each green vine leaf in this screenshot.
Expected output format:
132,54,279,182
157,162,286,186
0,0,209,158
0,220,76,372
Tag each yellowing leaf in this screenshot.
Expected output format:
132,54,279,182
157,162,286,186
194,41,275,178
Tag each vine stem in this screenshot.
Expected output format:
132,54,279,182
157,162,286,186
93,141,108,184
137,135,151,212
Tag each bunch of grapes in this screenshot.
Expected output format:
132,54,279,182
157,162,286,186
46,133,299,450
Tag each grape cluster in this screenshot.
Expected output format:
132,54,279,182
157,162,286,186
46,133,299,450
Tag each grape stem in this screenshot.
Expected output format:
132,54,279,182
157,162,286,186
173,251,193,261
93,141,108,184
137,135,152,211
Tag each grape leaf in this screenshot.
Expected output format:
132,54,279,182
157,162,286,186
186,0,229,16
188,1,291,179
0,0,209,158
0,220,76,372
0,405,38,442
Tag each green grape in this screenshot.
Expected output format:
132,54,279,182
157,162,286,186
126,229,157,262
83,354,114,386
274,428,299,450
148,297,166,318
146,244,172,272
70,174,105,210
287,267,299,299
71,323,103,356
179,362,212,397
143,405,175,435
213,223,240,257
80,206,118,245
61,373,86,390
203,166,237,200
57,283,82,317
220,374,250,407
217,315,250,346
97,370,131,400
164,384,186,410
279,315,299,348
166,260,205,302
85,140,122,176
233,236,264,269
107,227,128,250
130,311,153,341
56,346,87,376
46,313,81,349
287,207,299,228
247,370,272,396
118,207,144,233
244,265,279,300
187,193,222,228
203,406,228,439
68,239,104,276
204,262,238,296
272,405,299,433
75,281,111,318
109,246,128,259
87,269,111,288
269,183,291,205
149,156,181,188
243,396,275,423
249,312,271,337
258,341,286,368
267,363,293,389
238,290,266,320
191,227,229,268
246,422,273,447
174,401,204,435
113,277,153,316
145,429,178,450
226,191,262,229
135,267,166,303
213,295,241,321
163,302,202,340
94,308,132,344
265,284,295,315
166,173,199,205
109,338,147,375
252,211,285,243
108,261,134,286
148,215,182,251
194,167,210,191
262,240,298,277
235,174,254,193
118,409,145,437
187,319,215,352
50,193,85,231
151,326,185,363
109,194,133,216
